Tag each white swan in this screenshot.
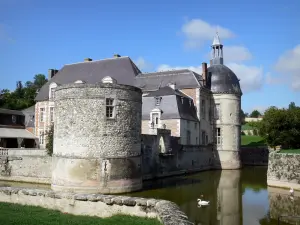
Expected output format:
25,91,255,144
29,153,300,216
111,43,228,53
197,199,210,206
290,187,294,196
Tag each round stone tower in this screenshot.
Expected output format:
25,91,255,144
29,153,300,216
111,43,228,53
52,79,143,194
208,33,242,169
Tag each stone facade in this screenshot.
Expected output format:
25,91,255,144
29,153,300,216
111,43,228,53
52,83,143,194
213,94,241,169
267,152,300,190
0,186,193,225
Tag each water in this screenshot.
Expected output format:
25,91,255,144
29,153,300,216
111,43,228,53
1,167,299,225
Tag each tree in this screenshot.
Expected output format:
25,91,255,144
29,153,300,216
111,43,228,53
250,110,262,118
240,109,246,124
0,74,48,110
258,105,300,149
45,124,54,156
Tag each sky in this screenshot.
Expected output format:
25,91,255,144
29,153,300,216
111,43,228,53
0,0,300,113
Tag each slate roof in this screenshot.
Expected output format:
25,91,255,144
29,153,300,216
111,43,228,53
0,108,24,116
207,64,242,95
134,69,202,91
35,56,141,101
142,87,199,121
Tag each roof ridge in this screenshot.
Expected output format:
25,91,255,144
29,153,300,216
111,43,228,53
65,56,130,66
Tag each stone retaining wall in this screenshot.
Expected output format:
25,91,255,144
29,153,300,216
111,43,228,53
0,156,51,184
267,152,300,190
240,146,269,166
0,187,193,225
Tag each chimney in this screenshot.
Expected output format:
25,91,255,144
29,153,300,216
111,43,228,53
114,54,121,58
48,69,59,79
202,62,208,86
84,58,92,62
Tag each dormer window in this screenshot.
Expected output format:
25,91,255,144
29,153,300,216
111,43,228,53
155,97,161,106
50,88,55,100
49,82,57,100
74,80,85,84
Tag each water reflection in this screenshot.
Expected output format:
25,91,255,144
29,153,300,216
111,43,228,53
1,167,300,225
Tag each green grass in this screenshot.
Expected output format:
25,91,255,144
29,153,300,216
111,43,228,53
279,149,300,154
241,135,266,147
0,202,161,225
241,123,254,131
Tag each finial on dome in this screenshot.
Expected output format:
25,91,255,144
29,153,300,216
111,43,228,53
212,31,221,46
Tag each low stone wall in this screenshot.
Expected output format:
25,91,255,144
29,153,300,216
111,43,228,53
0,156,51,184
240,146,269,166
267,152,300,190
0,187,193,225
8,148,47,156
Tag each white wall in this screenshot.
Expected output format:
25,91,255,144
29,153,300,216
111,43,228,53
213,93,241,169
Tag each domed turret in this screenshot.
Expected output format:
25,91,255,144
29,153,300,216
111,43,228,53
209,32,242,170
208,32,242,96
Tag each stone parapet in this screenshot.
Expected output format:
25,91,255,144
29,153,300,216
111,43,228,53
0,187,193,225
267,152,300,190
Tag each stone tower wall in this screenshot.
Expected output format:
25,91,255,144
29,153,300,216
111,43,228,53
213,93,241,169
52,83,143,194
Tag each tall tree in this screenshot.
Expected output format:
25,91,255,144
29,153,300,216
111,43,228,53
258,104,300,149
0,74,48,110
250,110,262,118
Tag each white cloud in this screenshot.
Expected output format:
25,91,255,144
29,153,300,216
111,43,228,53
181,19,235,49
157,62,264,93
134,57,153,71
274,45,300,90
227,63,264,93
224,46,252,62
157,64,203,74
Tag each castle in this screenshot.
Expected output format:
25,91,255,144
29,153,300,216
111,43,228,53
31,33,242,193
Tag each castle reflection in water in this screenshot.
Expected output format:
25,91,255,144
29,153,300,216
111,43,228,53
128,167,300,225
1,167,299,225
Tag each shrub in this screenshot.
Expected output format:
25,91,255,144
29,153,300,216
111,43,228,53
45,124,54,156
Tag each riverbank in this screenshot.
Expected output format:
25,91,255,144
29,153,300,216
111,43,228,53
0,202,161,225
0,187,193,225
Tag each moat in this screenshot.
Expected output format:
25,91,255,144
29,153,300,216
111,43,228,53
0,166,298,225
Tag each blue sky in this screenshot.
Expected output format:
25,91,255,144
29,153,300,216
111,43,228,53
1,0,300,113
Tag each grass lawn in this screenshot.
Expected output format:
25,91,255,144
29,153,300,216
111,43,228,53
0,202,161,225
279,149,300,154
241,135,266,147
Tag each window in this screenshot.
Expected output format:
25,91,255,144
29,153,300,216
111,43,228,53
206,135,208,145
39,108,45,122
39,131,44,145
215,104,220,120
216,128,221,144
12,115,17,124
106,98,114,118
187,120,190,129
201,99,205,119
186,130,191,145
194,123,197,129
50,88,55,100
201,131,206,145
155,97,161,106
50,107,54,122
152,113,159,125
196,137,198,145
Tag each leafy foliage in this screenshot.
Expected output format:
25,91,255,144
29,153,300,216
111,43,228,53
46,124,54,156
0,74,48,110
250,109,262,118
257,103,300,149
